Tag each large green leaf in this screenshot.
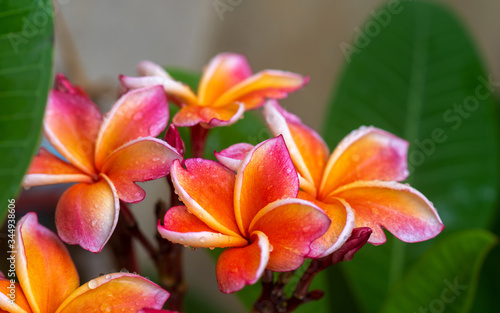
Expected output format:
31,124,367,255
0,0,54,222
381,230,497,313
323,1,499,312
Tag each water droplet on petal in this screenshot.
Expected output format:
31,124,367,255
105,274,111,280
269,244,274,252
209,246,215,250
200,236,206,243
88,279,99,289
133,112,143,121
152,157,160,162
179,236,185,242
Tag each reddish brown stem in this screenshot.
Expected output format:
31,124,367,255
120,202,158,262
190,124,210,158
156,199,186,312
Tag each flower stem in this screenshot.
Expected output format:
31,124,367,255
190,124,210,158
156,199,186,312
120,202,158,262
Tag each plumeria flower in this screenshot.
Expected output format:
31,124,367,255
23,75,182,252
261,101,444,257
158,136,331,293
0,213,169,313
120,53,309,127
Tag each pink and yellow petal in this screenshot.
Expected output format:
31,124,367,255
298,191,355,257
158,206,247,248
94,86,168,169
214,143,254,172
234,136,298,236
216,231,270,293
213,70,309,109
172,102,244,128
119,75,198,107
319,126,409,199
55,273,169,313
44,87,102,176
0,278,32,313
249,198,330,271
171,159,240,237
23,148,92,187
55,175,119,252
101,137,182,203
264,101,329,195
333,181,444,245
137,60,171,78
198,53,252,106
15,213,79,313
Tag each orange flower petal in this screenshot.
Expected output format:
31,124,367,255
333,181,444,245
214,143,254,172
55,175,119,252
248,198,330,271
0,277,32,313
55,273,169,313
298,191,355,257
171,159,240,237
319,126,409,199
44,87,102,176
23,148,92,187
101,138,182,203
234,136,298,236
213,70,309,109
216,231,270,293
119,74,198,107
198,53,252,106
15,213,79,313
158,206,247,248
264,101,329,195
172,102,244,128
94,86,168,169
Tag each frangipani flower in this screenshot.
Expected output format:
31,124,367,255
23,75,182,252
0,213,169,313
158,136,330,293
263,101,444,256
120,53,309,127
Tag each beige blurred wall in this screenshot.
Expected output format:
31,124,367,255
54,1,500,311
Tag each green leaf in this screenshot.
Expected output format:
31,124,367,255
381,230,497,313
323,1,499,312
0,0,54,222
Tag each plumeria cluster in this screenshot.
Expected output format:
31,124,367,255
1,53,444,312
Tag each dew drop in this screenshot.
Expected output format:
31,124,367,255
179,236,185,242
133,112,143,121
269,244,274,252
88,280,99,289
105,274,111,280
209,246,215,250
91,220,97,227
23,186,31,191
152,157,160,162
99,302,112,312
218,233,222,238
200,236,206,243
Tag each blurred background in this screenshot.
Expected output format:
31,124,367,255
8,0,500,312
